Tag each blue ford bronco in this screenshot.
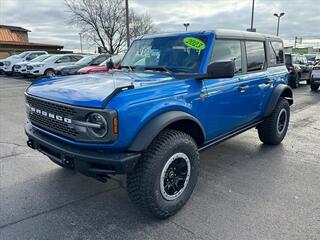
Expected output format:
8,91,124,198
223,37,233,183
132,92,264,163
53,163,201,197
25,29,293,218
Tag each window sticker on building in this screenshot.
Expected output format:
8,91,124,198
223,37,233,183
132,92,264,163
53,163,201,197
183,37,206,51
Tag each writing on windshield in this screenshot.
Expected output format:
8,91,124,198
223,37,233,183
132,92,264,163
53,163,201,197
121,35,208,73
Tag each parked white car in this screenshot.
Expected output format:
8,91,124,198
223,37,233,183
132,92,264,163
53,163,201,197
310,65,320,91
14,54,51,76
0,51,48,75
26,54,84,77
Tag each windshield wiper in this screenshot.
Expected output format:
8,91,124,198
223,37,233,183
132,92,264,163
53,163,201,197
141,66,173,75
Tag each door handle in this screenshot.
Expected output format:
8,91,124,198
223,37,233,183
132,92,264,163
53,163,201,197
239,85,249,92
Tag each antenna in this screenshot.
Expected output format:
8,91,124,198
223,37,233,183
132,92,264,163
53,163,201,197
0,0,3,25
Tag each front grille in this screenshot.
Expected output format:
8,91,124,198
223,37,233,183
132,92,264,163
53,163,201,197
27,66,33,70
15,65,21,69
26,96,79,139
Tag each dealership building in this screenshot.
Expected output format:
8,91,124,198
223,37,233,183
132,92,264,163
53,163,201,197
0,25,64,59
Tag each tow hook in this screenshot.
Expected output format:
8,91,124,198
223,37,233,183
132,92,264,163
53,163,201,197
27,139,35,149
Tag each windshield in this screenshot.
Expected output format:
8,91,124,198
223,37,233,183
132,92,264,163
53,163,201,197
16,52,30,58
305,55,316,61
43,54,59,62
75,55,97,65
30,55,51,62
121,35,208,73
100,54,124,66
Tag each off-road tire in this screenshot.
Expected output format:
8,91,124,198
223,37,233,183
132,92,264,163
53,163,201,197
310,83,319,91
127,129,199,219
258,98,290,145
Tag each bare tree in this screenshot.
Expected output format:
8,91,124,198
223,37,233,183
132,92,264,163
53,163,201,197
65,0,156,54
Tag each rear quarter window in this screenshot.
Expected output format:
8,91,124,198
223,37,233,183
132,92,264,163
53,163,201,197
245,41,266,72
269,41,284,65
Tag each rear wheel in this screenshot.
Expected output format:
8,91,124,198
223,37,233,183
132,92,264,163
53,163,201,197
294,74,300,88
258,98,290,145
290,74,299,88
127,129,199,219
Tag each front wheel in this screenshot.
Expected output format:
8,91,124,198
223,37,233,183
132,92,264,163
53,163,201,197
44,69,55,77
127,129,199,219
310,83,319,91
258,98,290,145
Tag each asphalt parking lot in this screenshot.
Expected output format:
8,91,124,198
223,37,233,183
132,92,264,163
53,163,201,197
0,75,319,240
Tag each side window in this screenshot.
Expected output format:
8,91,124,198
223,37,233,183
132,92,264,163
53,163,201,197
72,56,83,62
27,53,39,60
245,41,266,72
57,56,71,63
211,39,242,73
269,41,284,65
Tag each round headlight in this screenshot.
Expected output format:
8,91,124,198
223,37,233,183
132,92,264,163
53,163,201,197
4,61,11,66
86,113,108,138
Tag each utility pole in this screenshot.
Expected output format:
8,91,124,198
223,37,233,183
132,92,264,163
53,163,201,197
125,0,130,49
250,0,255,31
183,23,190,31
273,12,285,36
79,33,83,53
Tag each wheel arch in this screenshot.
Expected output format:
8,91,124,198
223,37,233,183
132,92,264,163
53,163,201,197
44,68,54,74
128,111,206,152
263,84,293,117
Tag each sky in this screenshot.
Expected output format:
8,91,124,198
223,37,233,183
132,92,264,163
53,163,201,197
0,0,319,52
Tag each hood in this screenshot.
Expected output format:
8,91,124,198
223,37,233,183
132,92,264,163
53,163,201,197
78,65,105,73
0,55,21,62
16,61,28,66
27,71,175,108
28,62,44,66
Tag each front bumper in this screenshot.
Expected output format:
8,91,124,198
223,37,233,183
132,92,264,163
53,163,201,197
311,78,320,85
25,123,141,180
26,70,42,76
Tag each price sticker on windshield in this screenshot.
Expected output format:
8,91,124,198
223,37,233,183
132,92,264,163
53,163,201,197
183,37,206,50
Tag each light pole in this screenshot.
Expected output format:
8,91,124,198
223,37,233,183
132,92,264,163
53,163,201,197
125,0,130,49
273,12,285,36
250,0,255,31
183,23,190,31
79,33,83,53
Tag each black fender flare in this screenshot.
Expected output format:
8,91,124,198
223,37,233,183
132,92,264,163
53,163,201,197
128,111,206,152
263,84,293,117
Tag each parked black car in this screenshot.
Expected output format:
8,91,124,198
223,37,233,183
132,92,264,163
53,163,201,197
285,53,312,88
55,54,108,76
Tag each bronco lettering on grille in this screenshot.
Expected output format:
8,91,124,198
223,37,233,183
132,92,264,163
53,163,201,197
30,106,72,124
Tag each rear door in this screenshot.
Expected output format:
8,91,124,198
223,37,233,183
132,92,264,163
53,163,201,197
237,40,271,123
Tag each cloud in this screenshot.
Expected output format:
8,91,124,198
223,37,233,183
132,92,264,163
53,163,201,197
0,0,319,51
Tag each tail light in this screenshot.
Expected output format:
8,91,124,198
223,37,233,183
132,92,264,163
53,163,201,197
288,66,294,73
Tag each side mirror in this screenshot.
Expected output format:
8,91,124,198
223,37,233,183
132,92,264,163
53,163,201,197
106,60,114,70
26,56,32,61
206,61,235,79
